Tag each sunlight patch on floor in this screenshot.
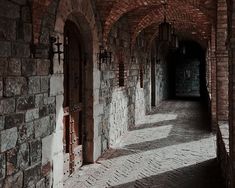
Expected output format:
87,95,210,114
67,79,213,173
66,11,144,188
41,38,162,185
136,113,178,125
115,125,174,147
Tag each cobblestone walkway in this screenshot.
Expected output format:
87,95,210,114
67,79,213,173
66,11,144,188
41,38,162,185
64,100,225,188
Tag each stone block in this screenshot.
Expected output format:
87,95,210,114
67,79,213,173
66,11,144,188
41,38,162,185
37,59,50,76
41,76,49,92
16,95,35,111
0,153,5,180
0,18,16,40
6,148,18,175
29,76,41,94
0,41,11,57
43,94,55,105
23,163,41,187
25,108,39,122
34,44,49,59
22,6,31,22
22,59,37,76
0,77,2,97
50,115,56,133
39,104,55,118
5,113,24,129
42,135,53,165
50,74,63,96
12,42,30,58
17,143,29,170
7,58,21,76
0,116,4,131
35,94,44,107
23,23,32,42
36,178,46,188
18,122,34,143
0,58,8,76
11,0,27,5
0,127,18,152
0,1,20,19
4,77,27,97
4,171,23,188
29,139,42,165
0,98,15,115
34,116,51,138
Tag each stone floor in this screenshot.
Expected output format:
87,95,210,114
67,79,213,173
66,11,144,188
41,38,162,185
64,100,225,188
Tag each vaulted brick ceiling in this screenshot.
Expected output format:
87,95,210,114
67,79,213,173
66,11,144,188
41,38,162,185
95,0,216,47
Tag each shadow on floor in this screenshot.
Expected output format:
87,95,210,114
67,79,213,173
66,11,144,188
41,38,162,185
110,159,225,188
105,101,212,160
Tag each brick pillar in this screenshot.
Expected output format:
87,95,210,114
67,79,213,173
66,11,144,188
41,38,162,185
208,49,212,95
216,0,229,122
229,40,235,187
211,27,217,130
229,0,235,185
206,41,213,97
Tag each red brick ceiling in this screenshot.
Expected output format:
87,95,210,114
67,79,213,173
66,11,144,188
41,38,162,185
95,0,216,46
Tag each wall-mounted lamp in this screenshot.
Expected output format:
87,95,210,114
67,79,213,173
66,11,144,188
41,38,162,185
49,36,63,65
97,45,112,69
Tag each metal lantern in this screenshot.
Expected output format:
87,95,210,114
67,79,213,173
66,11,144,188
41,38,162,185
159,19,171,42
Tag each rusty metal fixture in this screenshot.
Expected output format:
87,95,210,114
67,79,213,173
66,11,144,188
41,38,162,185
97,45,112,69
49,36,63,65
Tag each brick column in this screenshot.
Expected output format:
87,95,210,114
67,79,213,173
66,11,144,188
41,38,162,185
228,40,235,187
229,0,235,185
211,27,217,129
206,41,212,97
216,0,229,122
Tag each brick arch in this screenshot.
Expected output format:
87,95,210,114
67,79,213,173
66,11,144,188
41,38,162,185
145,22,208,51
102,0,214,45
131,5,211,47
32,0,99,45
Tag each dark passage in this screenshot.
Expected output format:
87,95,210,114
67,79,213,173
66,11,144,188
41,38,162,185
167,40,207,100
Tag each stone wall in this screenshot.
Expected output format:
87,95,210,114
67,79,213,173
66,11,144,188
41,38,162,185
0,0,100,187
98,18,151,149
0,0,56,187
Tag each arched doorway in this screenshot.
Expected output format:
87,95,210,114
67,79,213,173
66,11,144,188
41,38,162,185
63,20,85,178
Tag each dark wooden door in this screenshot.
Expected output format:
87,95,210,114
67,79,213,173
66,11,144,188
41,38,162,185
63,21,83,178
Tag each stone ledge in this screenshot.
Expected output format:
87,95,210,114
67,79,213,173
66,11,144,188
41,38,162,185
218,121,229,155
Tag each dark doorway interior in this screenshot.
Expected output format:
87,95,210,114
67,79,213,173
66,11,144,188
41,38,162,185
167,41,206,100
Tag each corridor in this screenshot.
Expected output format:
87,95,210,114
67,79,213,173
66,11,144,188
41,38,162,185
64,100,224,188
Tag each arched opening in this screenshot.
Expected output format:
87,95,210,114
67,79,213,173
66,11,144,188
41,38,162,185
62,18,93,179
167,40,206,100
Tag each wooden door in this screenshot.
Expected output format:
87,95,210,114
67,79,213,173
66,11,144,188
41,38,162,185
63,21,84,179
